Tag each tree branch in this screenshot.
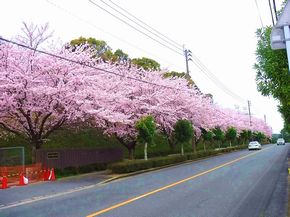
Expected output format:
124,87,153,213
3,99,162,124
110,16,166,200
0,122,22,137
42,116,66,139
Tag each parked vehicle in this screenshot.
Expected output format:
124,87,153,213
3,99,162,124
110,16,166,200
248,141,262,150
277,138,285,145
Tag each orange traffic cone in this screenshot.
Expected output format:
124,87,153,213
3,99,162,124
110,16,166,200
1,176,8,189
19,173,28,186
48,168,56,181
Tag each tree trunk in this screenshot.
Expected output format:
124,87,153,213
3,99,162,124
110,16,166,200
128,148,134,160
144,143,148,160
116,136,136,160
181,143,184,155
31,139,42,164
192,138,196,153
203,142,206,151
167,136,175,150
230,141,232,147
31,146,36,164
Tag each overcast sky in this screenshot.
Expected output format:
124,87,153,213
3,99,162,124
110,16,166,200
0,0,285,133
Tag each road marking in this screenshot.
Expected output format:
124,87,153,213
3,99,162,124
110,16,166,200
87,146,273,217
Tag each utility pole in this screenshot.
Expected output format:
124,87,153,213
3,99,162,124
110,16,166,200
183,45,192,75
264,114,267,123
247,100,252,126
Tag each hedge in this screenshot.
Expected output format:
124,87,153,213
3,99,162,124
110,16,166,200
55,162,107,178
109,145,248,173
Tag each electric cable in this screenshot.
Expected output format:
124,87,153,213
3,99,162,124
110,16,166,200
88,0,183,56
254,0,265,30
108,0,183,48
88,0,247,104
46,0,184,71
99,0,183,51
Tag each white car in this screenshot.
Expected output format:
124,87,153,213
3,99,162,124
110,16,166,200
248,141,262,150
277,138,285,145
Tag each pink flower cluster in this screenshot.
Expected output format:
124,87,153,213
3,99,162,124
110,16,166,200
0,24,272,143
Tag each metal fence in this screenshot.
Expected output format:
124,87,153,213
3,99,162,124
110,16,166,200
36,148,123,169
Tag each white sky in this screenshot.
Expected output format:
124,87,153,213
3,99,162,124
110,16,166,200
0,0,285,133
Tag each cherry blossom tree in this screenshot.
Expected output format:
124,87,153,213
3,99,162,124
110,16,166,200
0,23,273,163
0,23,130,162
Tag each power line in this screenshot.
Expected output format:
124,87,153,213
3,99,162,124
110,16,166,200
254,0,265,30
88,0,246,104
45,0,185,72
191,54,246,103
109,0,182,47
88,0,183,56
48,0,247,105
99,0,183,51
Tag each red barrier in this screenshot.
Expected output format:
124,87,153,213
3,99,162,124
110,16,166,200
1,176,8,189
0,163,42,187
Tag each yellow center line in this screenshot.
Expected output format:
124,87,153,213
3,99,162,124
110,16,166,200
87,146,273,217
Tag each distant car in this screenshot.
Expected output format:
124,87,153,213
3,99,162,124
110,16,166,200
277,138,285,145
248,141,262,150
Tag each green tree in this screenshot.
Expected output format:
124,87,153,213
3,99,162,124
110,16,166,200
174,119,193,155
254,26,290,133
252,131,265,143
131,57,160,71
225,127,237,147
70,37,111,55
136,115,156,160
281,128,290,142
239,130,252,145
114,49,129,62
163,71,195,86
69,37,130,63
201,129,213,151
213,127,225,149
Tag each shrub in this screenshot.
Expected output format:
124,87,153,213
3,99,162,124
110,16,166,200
109,155,188,173
109,145,248,174
108,160,154,173
55,162,108,177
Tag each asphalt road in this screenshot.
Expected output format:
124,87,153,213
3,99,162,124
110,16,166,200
0,144,288,217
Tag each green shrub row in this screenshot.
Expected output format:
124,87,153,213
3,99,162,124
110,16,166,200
109,145,248,174
55,163,107,178
108,155,187,173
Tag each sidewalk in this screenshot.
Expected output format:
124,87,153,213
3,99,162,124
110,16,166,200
0,170,113,209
